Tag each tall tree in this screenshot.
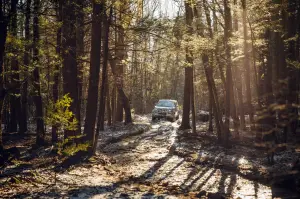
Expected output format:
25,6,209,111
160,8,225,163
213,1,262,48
97,6,112,132
62,0,81,137
114,3,126,123
83,1,103,144
52,0,62,143
112,1,132,124
33,0,45,145
223,0,234,146
231,0,245,131
76,0,85,124
179,0,194,130
8,0,20,133
0,0,8,152
242,0,253,129
202,0,223,141
108,52,133,124
20,0,32,135
286,0,299,134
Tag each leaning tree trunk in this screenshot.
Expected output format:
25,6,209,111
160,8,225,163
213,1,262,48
83,1,103,144
33,0,45,146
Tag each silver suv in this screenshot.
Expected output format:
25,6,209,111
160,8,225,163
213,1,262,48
152,99,179,122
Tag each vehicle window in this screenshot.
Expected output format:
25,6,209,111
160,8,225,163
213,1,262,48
156,101,175,107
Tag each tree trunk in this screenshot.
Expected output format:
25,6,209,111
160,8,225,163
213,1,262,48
0,2,8,152
19,0,31,135
191,68,196,134
76,0,84,125
111,85,116,124
108,53,132,124
231,0,243,134
223,0,234,147
94,8,112,151
114,2,129,122
190,3,197,134
236,67,246,130
180,1,194,130
286,0,299,134
33,0,45,146
83,2,103,144
52,0,62,143
202,0,223,136
242,0,254,129
203,55,223,142
9,0,19,133
62,0,81,138
106,77,112,126
208,90,213,132
97,7,112,132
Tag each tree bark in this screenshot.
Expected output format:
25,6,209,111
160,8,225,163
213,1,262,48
286,0,299,134
106,77,112,126
114,1,131,122
111,85,116,124
236,67,245,130
203,0,223,136
83,1,103,143
52,0,62,143
62,0,81,138
33,0,45,146
242,0,254,130
203,55,223,142
208,89,213,132
97,7,112,132
94,8,112,152
9,0,20,133
108,53,132,124
0,1,8,152
76,0,84,125
223,0,234,147
19,0,31,135
180,1,194,130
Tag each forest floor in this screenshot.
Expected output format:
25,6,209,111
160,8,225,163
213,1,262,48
1,115,300,199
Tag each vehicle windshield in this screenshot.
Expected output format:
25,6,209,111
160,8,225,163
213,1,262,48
156,100,175,107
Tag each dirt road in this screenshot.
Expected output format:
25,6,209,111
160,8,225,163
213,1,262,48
2,118,284,198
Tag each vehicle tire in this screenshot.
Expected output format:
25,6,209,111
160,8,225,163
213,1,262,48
176,115,179,120
152,117,156,121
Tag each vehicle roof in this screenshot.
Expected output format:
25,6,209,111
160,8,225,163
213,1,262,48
158,99,178,103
